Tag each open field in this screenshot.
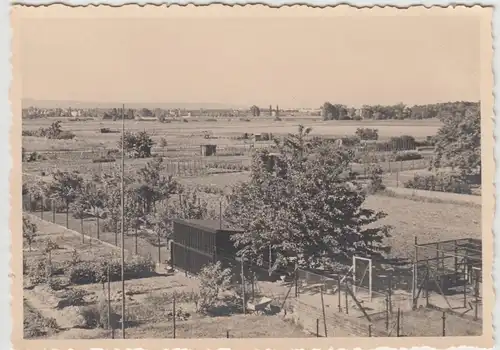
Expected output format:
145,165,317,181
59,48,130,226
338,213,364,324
23,118,442,152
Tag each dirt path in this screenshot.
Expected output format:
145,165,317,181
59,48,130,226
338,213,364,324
24,289,76,331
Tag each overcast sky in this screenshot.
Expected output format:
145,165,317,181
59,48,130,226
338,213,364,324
18,14,480,108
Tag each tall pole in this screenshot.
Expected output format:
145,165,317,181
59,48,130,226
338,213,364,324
120,104,126,339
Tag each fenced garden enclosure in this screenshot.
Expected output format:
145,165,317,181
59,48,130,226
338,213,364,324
22,180,483,338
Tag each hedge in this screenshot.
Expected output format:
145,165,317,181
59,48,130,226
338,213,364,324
403,172,472,194
67,255,156,285
394,151,423,161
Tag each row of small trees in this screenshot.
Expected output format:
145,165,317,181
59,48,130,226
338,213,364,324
23,157,218,250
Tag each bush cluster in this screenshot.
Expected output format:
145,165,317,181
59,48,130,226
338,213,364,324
92,157,116,163
403,172,472,194
67,255,156,285
394,151,423,161
355,128,379,141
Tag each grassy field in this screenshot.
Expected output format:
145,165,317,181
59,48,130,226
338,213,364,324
23,117,442,152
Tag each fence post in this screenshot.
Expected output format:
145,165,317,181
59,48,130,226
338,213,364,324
320,283,328,337
396,308,401,337
173,293,176,339
337,274,342,312
40,195,44,219
385,296,389,331
226,330,229,338
241,256,246,314
316,319,319,337
29,193,32,212
97,215,100,240
52,199,55,223
81,217,84,241
344,282,349,315
368,324,372,337
442,311,446,336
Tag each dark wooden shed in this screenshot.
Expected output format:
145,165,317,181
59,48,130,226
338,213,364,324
200,144,217,156
171,219,243,275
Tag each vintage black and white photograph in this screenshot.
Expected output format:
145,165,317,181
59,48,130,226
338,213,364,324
14,5,492,342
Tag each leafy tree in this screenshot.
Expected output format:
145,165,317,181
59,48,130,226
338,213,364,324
132,158,179,214
71,180,107,239
432,107,481,178
119,131,155,158
249,105,261,117
23,215,37,251
46,171,84,227
225,125,391,273
196,261,232,313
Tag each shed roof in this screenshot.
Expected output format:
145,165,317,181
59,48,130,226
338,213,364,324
173,219,244,234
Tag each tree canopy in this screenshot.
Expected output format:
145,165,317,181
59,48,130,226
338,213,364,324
432,106,481,176
224,125,391,273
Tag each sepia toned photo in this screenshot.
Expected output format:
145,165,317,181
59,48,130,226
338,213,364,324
10,4,494,350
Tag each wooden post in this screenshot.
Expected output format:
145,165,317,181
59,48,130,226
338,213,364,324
320,284,328,337
368,324,372,337
52,199,55,223
241,257,246,314
316,319,319,337
386,272,392,313
158,230,161,263
345,283,349,315
338,274,342,312
40,196,44,219
173,293,176,339
463,260,467,308
396,308,401,337
107,265,114,339
442,311,446,336
385,296,389,331
226,330,229,338
29,193,32,212
97,215,100,240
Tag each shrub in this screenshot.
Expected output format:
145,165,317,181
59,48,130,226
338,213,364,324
92,157,116,163
394,151,423,161
56,289,86,308
197,262,232,313
355,128,379,141
67,255,155,285
403,172,472,194
26,257,50,285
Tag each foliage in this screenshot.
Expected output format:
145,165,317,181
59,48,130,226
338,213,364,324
322,102,349,120
355,128,379,141
22,121,75,139
394,151,423,162
225,125,391,273
403,172,472,194
358,101,479,120
46,170,84,209
432,107,481,177
249,105,261,117
23,215,37,251
67,255,156,285
197,261,232,313
119,131,155,158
